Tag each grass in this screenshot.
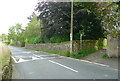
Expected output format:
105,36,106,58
1,54,11,67
101,53,109,59
35,47,103,59
70,48,101,59
38,50,70,57
0,43,11,67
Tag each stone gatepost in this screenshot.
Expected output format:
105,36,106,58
107,34,120,57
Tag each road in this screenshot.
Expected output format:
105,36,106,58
9,46,118,79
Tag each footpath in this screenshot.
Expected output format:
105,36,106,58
81,49,119,69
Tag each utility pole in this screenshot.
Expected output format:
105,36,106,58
70,0,73,54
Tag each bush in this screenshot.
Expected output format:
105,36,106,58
50,35,69,43
2,41,10,45
28,37,41,44
111,31,120,34
101,54,109,58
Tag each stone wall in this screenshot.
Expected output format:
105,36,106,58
25,41,73,53
107,34,120,57
25,39,106,54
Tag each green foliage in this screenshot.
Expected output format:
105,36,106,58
38,50,70,57
2,41,10,45
35,47,102,59
28,36,41,44
8,23,24,44
111,31,120,34
9,2,118,44
0,34,8,42
50,35,69,43
78,48,98,57
25,39,29,44
34,2,105,41
101,54,109,59
24,16,42,44
70,46,103,59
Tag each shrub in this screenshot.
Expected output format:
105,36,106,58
111,31,120,34
50,35,69,43
101,54,109,58
2,41,10,45
28,37,41,44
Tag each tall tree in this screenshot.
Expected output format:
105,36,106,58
8,23,24,43
24,16,42,44
34,2,105,40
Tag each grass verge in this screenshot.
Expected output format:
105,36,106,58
101,53,109,59
35,47,103,59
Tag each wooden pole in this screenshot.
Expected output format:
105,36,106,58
70,0,73,54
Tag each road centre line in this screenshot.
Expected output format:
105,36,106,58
49,60,78,73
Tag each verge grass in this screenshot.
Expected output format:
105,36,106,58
35,46,103,59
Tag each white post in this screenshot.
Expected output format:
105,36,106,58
80,34,82,49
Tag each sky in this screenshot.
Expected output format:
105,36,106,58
0,0,38,35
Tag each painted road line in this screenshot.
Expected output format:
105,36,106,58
80,60,93,63
11,56,18,63
32,57,39,60
49,60,78,73
34,55,45,59
93,62,109,67
11,56,29,63
18,58,28,63
61,56,110,67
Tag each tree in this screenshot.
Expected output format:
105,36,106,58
8,23,24,44
34,2,105,41
24,16,42,44
0,34,8,41
75,2,119,33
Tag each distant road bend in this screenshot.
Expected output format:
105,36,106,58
9,46,118,79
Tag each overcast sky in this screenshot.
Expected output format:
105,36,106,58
0,0,38,35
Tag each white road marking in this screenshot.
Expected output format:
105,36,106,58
11,56,30,63
32,57,39,60
49,60,78,73
61,56,110,67
93,62,109,67
80,60,93,63
22,52,32,54
11,56,18,63
18,58,28,63
34,55,45,59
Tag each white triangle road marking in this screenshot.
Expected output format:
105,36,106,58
32,57,39,60
18,58,28,63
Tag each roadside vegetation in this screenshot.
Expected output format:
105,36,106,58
101,53,110,59
0,2,119,57
0,43,11,67
0,2,118,44
0,43,12,80
32,46,103,59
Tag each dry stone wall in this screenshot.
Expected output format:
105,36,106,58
25,39,106,54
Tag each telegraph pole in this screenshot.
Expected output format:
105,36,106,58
70,0,73,54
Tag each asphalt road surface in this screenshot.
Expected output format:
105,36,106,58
9,46,118,79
